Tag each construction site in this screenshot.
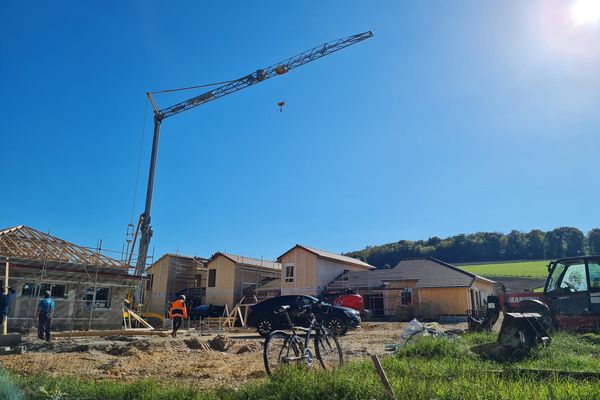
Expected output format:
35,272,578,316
0,223,481,392
2,2,600,399
0,224,474,390
0,322,418,389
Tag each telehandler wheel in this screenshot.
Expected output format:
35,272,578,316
517,300,555,332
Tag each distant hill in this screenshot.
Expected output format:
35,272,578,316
346,227,600,269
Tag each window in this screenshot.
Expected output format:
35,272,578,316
146,274,153,291
560,263,588,292
588,262,600,290
342,270,349,281
400,288,412,305
83,287,111,309
22,283,66,298
208,269,216,287
195,273,203,287
285,263,294,283
295,296,314,307
546,262,567,293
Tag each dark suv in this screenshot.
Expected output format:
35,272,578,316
247,295,361,336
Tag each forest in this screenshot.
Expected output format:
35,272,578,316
346,227,600,268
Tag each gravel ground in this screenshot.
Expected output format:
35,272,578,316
0,322,465,389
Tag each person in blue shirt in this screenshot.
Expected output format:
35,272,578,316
37,290,55,341
0,287,16,330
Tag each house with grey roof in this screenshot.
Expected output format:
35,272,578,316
277,244,376,297
326,258,501,321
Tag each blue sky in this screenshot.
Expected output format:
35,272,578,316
1,1,599,262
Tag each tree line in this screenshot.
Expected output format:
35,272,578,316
346,227,600,268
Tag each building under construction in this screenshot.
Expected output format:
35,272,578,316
143,253,208,317
0,225,140,331
205,252,281,309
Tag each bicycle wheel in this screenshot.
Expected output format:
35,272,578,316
314,329,343,370
263,331,301,376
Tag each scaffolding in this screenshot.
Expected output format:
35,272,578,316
0,225,141,333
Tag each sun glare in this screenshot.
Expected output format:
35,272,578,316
571,0,600,25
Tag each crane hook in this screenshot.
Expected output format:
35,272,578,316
277,101,285,112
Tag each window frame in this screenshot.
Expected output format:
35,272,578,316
194,273,203,287
400,288,412,305
146,274,154,291
559,263,588,293
83,286,111,309
208,269,216,288
21,283,67,298
545,262,567,293
284,263,295,283
588,261,600,292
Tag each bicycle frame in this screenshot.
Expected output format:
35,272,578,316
278,306,321,363
264,303,343,376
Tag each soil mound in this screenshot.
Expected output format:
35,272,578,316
184,337,212,351
233,343,262,354
208,335,232,352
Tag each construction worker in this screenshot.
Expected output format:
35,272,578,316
0,287,16,332
37,290,55,341
169,294,187,338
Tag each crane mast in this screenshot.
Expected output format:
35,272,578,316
131,31,373,300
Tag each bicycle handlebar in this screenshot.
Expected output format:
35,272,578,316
275,301,323,316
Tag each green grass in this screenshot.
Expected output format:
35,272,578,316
459,260,549,278
2,332,599,400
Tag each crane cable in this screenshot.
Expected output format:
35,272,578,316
130,98,149,225
147,79,239,95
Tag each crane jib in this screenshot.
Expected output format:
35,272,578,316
159,31,373,119
133,30,373,282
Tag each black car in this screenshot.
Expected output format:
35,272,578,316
247,295,361,337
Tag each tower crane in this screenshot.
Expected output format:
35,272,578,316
128,31,374,303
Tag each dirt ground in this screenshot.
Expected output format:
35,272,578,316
0,322,464,389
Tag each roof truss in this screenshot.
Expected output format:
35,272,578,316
0,225,128,269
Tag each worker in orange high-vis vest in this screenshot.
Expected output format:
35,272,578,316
169,294,188,338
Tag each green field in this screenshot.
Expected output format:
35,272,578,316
459,260,549,278
2,332,599,400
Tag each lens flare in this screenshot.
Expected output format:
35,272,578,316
571,0,600,25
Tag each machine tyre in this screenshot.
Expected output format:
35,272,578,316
516,300,555,332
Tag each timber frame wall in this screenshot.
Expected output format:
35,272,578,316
144,254,207,316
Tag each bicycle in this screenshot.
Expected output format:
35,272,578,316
263,301,343,375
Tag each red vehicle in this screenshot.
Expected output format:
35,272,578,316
482,256,600,332
470,256,600,354
332,293,364,312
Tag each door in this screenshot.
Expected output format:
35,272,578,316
544,260,600,329
545,261,590,315
588,261,600,315
363,294,384,317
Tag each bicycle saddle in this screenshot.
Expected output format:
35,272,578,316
275,305,291,314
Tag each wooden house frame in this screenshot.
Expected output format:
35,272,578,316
205,252,280,309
